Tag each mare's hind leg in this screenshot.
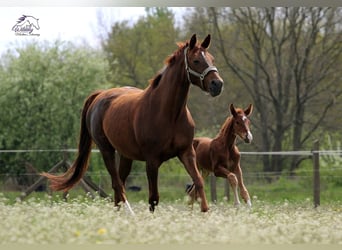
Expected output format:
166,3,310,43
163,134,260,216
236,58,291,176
119,155,133,187
99,148,127,207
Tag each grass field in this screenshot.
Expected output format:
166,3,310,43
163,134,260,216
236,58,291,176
1,192,342,244
1,169,342,245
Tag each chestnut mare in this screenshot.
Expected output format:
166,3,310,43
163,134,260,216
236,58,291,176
42,34,223,213
187,104,253,207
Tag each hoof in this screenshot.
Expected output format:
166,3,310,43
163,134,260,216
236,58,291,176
234,202,241,208
201,206,209,212
149,200,158,213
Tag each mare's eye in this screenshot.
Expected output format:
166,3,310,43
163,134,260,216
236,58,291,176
194,60,200,64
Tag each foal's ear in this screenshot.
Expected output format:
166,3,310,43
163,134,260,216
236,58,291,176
189,34,197,50
201,34,211,49
230,103,238,117
244,104,253,116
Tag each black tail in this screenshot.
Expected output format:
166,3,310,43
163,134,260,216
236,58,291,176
186,183,195,194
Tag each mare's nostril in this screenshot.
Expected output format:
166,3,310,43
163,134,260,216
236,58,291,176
211,79,219,87
209,79,223,96
213,79,223,89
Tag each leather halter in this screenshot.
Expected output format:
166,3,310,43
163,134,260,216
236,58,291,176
184,47,218,89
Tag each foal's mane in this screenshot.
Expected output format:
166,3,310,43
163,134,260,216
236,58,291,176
218,108,245,137
149,41,189,88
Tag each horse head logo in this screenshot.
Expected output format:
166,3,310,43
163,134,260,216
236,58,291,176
12,15,40,35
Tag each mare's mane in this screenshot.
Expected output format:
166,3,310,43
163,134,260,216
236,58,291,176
149,41,189,89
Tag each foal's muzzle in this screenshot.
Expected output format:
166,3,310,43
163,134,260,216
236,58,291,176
244,131,253,144
208,79,223,97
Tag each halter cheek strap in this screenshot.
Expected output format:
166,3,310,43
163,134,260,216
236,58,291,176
184,47,218,89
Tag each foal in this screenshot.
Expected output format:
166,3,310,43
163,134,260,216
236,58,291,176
188,104,253,207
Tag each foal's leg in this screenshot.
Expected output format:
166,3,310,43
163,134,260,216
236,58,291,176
146,160,161,212
178,148,209,212
213,166,241,207
235,164,251,207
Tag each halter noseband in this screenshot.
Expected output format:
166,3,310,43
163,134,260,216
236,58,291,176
184,47,218,89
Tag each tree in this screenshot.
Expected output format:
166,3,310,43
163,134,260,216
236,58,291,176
102,7,179,88
186,7,342,174
0,41,109,181
181,8,253,136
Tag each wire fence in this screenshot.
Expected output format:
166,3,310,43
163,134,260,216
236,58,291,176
0,146,341,206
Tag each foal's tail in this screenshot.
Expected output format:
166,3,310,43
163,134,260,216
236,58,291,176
41,91,102,191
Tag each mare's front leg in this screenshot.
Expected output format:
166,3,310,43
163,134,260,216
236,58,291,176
213,166,241,207
146,160,161,212
234,164,251,207
179,148,209,212
187,169,210,207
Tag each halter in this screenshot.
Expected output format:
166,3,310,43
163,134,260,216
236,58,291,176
184,47,218,89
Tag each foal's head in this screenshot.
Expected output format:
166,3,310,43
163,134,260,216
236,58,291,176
230,103,253,143
183,34,223,97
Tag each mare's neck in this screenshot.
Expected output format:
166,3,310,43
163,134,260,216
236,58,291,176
148,56,190,121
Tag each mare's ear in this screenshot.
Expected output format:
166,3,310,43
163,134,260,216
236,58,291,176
201,34,211,49
189,34,197,50
244,104,253,116
230,103,238,117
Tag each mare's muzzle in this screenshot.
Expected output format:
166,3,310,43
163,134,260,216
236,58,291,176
184,47,223,96
208,79,223,97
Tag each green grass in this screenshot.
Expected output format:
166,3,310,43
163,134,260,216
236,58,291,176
1,193,342,244
2,175,342,207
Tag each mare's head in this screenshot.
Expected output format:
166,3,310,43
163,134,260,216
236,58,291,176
183,34,223,97
230,103,253,143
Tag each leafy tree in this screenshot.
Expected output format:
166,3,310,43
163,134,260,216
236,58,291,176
0,41,109,183
102,7,179,88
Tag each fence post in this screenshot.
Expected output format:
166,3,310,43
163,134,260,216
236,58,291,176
210,174,217,203
313,140,320,208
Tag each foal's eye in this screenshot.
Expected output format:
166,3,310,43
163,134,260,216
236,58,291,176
193,60,200,64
